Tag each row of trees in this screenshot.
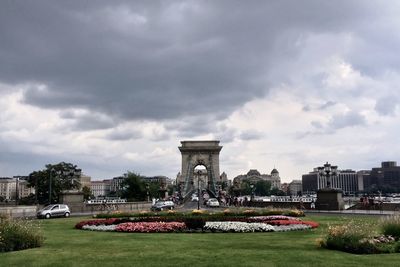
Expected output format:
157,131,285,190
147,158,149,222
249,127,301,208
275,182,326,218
23,163,171,204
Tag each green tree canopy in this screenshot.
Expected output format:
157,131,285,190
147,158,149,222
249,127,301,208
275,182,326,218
27,162,82,204
82,186,92,200
121,172,146,201
254,180,271,196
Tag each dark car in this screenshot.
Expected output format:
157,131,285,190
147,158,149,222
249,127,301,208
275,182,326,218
151,201,175,211
37,204,70,219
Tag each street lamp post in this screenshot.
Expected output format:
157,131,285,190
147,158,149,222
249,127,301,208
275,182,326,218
318,162,338,189
49,169,52,205
197,170,201,210
315,161,344,210
146,184,150,202
15,177,19,206
250,184,255,202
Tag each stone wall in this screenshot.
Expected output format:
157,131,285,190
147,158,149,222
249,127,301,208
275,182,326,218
0,202,152,218
248,201,311,210
0,206,38,218
67,202,152,214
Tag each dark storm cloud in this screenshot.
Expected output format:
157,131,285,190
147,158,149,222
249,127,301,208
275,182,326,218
0,0,386,132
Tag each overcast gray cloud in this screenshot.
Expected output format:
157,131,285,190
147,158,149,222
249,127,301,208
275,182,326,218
1,1,400,180
0,1,388,123
375,96,398,116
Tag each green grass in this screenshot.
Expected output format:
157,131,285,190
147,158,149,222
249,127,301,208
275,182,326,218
0,215,399,267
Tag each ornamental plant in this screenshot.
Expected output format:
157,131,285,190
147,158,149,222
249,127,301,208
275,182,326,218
0,215,44,252
320,221,381,254
380,215,400,239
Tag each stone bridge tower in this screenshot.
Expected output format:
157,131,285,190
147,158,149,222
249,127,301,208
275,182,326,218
178,140,222,198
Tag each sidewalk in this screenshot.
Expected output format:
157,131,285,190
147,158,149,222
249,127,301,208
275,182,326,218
305,209,400,216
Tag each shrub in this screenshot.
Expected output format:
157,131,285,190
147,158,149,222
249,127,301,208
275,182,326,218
184,217,207,229
0,217,44,252
380,215,400,239
321,221,380,254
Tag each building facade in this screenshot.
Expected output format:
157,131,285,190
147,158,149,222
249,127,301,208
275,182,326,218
302,167,358,194
233,169,281,190
362,161,400,192
288,180,302,196
0,178,16,201
90,180,111,198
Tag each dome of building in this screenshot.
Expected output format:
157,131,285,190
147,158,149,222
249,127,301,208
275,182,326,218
247,169,261,176
271,168,279,174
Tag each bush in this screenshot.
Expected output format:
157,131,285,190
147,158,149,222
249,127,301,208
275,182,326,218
380,215,400,239
321,221,379,254
0,216,44,252
183,217,207,229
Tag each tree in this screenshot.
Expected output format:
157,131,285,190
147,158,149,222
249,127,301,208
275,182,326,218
254,180,271,196
121,172,146,201
239,180,253,195
82,186,92,200
270,187,286,196
27,162,82,204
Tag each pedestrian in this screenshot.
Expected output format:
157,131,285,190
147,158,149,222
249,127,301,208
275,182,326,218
310,200,315,210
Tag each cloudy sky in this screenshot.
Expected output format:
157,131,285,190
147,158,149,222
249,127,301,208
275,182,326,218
1,1,400,182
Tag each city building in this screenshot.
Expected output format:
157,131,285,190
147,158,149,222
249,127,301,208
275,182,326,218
141,176,173,186
90,180,111,198
17,179,35,199
110,176,125,195
288,180,302,196
302,167,358,195
362,161,400,192
79,174,92,190
233,169,281,189
0,177,16,201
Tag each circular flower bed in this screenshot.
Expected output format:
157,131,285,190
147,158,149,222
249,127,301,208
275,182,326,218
76,210,319,233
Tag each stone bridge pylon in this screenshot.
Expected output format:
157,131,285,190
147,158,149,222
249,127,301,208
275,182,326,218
177,141,222,198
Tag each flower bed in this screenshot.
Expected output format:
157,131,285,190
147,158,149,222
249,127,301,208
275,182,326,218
76,212,318,234
115,222,186,233
204,221,275,232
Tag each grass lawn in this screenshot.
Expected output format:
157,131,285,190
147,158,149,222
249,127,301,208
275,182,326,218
0,214,399,267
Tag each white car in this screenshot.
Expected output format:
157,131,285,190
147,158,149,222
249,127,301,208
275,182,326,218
206,198,220,207
191,195,199,202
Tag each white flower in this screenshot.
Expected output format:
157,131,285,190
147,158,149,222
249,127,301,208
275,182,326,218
82,224,117,231
204,221,275,232
273,224,311,232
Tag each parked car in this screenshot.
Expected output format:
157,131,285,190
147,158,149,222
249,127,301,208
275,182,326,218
37,204,70,219
151,200,175,211
206,198,220,207
191,195,199,202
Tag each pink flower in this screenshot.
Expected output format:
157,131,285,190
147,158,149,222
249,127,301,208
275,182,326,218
115,222,187,233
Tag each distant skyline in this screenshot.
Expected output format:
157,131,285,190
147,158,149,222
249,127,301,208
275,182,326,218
1,1,400,183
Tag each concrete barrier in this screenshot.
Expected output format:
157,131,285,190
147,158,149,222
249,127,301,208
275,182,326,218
0,202,152,218
0,206,38,218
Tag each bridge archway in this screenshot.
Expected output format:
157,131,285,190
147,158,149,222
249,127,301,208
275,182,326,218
178,141,222,198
